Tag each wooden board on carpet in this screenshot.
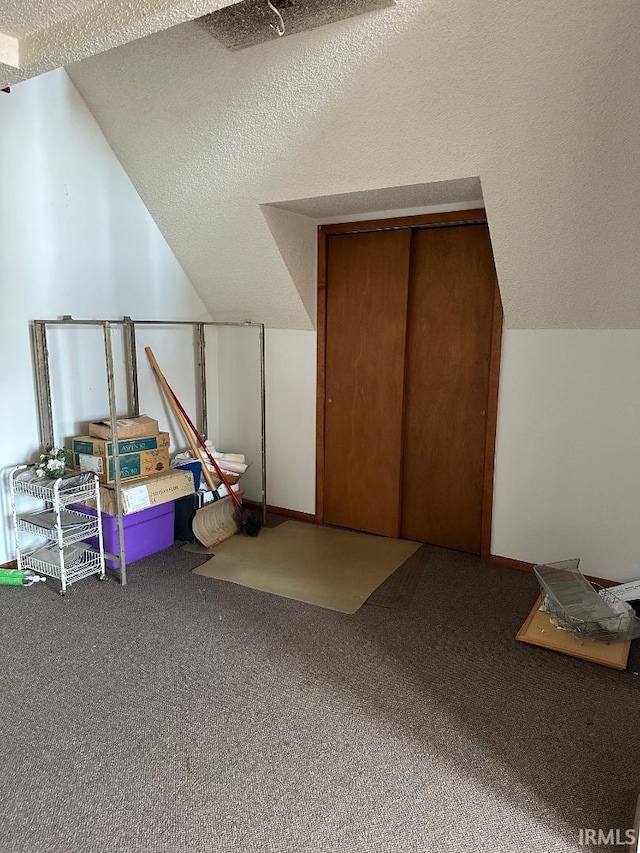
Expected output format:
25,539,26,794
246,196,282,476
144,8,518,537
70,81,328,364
192,520,421,614
517,593,630,670
365,548,427,609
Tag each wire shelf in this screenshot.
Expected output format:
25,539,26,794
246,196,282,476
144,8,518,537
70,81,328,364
21,544,103,582
17,509,100,546
11,465,106,592
12,469,97,505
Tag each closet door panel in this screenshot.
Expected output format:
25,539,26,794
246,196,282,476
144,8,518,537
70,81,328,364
401,225,496,552
324,230,411,536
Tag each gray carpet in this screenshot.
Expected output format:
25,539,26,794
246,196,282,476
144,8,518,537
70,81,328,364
1,544,640,853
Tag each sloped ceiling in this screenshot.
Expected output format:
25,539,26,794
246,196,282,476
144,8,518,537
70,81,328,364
260,178,484,322
67,0,640,330
267,179,484,220
197,0,395,50
0,0,235,85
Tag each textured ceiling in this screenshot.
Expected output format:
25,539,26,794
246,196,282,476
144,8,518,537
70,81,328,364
0,0,96,37
68,0,640,330
258,180,485,324
0,1,235,84
0,0,393,81
261,179,484,318
268,179,484,219
197,0,394,50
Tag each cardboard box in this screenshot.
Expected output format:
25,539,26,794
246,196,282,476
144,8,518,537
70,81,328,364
88,415,159,440
97,469,196,515
76,448,170,484
72,431,169,459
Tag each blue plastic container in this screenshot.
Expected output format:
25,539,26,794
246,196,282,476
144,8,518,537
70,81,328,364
172,460,202,490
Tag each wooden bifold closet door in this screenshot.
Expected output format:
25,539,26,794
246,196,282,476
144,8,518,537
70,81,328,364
323,230,412,537
400,225,496,552
322,220,498,554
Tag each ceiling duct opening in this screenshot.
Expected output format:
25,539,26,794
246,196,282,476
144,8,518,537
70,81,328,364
196,0,395,50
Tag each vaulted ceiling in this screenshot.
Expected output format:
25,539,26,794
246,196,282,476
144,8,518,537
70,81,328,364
0,0,235,86
0,0,392,86
11,0,640,330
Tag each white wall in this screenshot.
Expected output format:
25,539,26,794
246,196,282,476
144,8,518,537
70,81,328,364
492,330,640,582
226,326,640,583
68,0,640,330
264,329,316,515
5,65,637,584
215,326,263,502
62,0,640,580
214,327,316,513
0,68,211,564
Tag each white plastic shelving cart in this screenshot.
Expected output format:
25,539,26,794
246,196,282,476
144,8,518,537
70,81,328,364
10,466,106,595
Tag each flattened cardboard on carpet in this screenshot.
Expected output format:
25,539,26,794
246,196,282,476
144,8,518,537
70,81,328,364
192,520,421,614
517,593,630,670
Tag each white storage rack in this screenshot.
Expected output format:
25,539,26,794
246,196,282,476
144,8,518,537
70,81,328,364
10,466,106,595
31,317,267,585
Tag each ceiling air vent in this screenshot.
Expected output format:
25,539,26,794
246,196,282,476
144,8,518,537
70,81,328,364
196,0,395,50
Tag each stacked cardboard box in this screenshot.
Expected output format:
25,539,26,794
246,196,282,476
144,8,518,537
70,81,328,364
70,416,197,569
88,415,159,440
72,416,170,484
98,469,195,515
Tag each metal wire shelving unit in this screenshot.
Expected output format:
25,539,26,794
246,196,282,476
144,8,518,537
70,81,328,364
10,466,106,595
31,317,267,585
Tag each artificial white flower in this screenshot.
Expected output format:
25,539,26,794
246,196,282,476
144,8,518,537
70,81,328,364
35,446,71,479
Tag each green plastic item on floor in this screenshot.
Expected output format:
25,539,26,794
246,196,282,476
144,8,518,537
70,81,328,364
0,568,45,587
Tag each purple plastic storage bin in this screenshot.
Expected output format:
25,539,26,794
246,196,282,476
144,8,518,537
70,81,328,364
71,502,175,570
